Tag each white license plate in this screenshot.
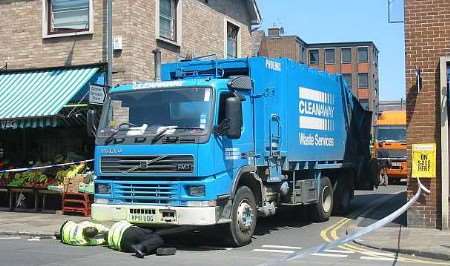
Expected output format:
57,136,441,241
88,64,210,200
128,213,155,223
391,162,402,167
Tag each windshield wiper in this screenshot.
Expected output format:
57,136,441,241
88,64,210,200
104,122,137,145
151,127,174,144
151,127,204,144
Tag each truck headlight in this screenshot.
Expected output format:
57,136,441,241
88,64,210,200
187,185,205,197
94,198,110,204
95,183,111,194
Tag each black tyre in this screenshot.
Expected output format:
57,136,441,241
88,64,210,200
311,177,333,222
333,177,353,215
226,186,257,247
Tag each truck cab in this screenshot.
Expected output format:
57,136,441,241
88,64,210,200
375,111,407,184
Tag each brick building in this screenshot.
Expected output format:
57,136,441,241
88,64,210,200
0,0,261,83
0,0,260,170
405,0,450,229
258,28,379,134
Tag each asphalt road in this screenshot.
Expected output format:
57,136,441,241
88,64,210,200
0,185,445,266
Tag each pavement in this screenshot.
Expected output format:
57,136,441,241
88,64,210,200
354,226,450,261
0,211,86,237
0,185,449,265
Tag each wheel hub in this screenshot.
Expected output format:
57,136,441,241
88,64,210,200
237,201,254,232
322,186,332,213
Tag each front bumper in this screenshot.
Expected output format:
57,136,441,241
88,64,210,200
91,204,227,226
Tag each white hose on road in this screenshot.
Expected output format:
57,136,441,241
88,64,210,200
260,178,430,265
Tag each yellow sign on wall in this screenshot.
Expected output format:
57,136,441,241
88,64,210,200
412,143,436,178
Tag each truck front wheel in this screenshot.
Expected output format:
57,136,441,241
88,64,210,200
226,186,257,247
311,177,333,222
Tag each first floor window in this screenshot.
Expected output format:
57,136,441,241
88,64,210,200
227,22,239,58
48,0,90,34
358,73,369,88
325,49,335,64
343,74,352,90
160,0,178,41
309,50,319,65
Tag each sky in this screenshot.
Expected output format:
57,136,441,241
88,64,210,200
256,0,405,101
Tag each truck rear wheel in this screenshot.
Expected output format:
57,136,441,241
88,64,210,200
226,186,257,247
333,176,353,215
311,177,333,222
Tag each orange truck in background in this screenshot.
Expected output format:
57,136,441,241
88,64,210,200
375,111,407,185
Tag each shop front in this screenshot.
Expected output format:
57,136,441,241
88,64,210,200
0,65,105,212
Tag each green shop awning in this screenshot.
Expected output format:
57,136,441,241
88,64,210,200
0,67,99,121
0,117,60,130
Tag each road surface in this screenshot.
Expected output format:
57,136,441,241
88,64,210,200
0,185,446,266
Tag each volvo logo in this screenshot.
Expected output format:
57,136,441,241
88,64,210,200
101,148,123,154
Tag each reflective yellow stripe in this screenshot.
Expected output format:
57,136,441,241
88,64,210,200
62,221,108,246
62,221,83,245
108,221,131,251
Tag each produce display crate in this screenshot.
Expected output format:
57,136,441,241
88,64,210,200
62,192,92,217
63,175,84,193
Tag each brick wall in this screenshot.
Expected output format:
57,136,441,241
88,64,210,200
405,0,450,228
0,0,254,84
259,37,302,62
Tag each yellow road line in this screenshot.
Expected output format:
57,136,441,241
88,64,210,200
320,218,349,242
318,195,450,265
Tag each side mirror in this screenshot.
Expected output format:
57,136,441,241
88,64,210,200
224,96,242,139
86,109,97,137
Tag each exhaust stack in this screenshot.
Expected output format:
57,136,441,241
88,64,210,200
152,49,161,81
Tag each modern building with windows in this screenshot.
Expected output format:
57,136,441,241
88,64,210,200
307,42,379,114
258,29,379,112
0,0,261,174
257,28,379,135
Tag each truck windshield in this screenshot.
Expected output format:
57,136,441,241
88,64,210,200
98,87,213,137
377,127,406,142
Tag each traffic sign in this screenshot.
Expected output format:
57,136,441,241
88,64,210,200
89,85,106,105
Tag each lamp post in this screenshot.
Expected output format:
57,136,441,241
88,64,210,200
107,0,113,88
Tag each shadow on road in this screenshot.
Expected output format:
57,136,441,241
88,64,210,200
162,186,406,251
348,191,407,227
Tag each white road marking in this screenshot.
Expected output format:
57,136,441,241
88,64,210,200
324,249,354,254
0,237,21,240
253,249,295,254
360,256,396,261
28,238,40,241
363,251,395,257
312,253,348,258
261,245,302,250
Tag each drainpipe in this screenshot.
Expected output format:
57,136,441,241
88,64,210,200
106,0,113,88
440,56,449,230
152,49,162,81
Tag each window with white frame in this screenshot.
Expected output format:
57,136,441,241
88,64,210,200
325,49,335,64
226,22,240,58
341,48,352,64
358,73,369,88
159,0,178,41
343,74,352,90
309,50,319,65
358,47,369,63
45,0,92,36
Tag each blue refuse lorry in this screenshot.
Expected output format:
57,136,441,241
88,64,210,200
90,57,375,246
